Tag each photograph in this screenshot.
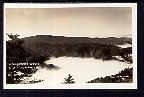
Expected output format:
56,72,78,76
4,3,137,89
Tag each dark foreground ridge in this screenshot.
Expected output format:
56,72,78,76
86,68,133,83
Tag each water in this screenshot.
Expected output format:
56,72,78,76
117,44,132,48
25,57,132,85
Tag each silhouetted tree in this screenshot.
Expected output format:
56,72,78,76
62,74,75,84
6,33,20,40
6,33,47,84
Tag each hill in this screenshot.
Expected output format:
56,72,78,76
22,35,132,45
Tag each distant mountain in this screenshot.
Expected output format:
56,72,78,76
117,34,132,38
22,35,132,45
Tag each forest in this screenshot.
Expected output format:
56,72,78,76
6,34,132,84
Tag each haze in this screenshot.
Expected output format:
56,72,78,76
5,7,132,40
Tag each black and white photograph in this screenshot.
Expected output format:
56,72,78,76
4,3,137,89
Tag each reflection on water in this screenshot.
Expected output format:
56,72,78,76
20,57,132,85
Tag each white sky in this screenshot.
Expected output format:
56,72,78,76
5,7,132,39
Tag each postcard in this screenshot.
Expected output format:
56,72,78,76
4,3,137,89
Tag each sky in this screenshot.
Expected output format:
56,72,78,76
5,7,132,40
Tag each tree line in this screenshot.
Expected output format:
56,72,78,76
6,33,132,84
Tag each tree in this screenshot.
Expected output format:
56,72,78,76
62,74,75,84
6,33,20,40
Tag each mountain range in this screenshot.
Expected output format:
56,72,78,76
22,35,132,45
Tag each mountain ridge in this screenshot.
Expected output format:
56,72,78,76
22,35,132,45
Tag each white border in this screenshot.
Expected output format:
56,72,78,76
4,3,137,89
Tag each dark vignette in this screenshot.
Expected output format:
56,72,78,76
0,1,144,97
